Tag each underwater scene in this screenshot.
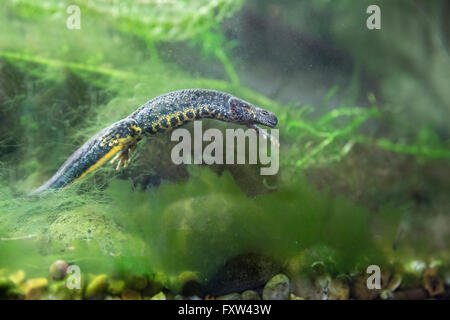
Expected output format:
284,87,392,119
0,0,449,302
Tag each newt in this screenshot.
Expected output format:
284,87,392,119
32,89,278,194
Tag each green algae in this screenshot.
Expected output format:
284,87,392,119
0,167,392,281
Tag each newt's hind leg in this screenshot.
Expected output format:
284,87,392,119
109,136,141,170
98,119,143,170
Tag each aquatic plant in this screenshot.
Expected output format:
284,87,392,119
4,0,244,85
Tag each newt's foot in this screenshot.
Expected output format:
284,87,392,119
98,118,142,170
109,141,138,170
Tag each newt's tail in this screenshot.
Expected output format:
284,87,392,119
31,118,141,195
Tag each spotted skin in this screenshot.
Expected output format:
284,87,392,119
32,89,278,194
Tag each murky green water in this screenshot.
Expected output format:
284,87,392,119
0,0,448,300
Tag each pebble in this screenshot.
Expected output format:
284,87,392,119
241,290,260,300
0,277,15,291
289,273,322,299
85,274,108,299
421,267,445,297
176,271,202,297
328,278,350,300
9,270,26,286
108,279,125,295
121,288,142,300
50,260,68,281
216,293,242,300
393,288,427,300
262,274,290,300
143,280,164,297
151,291,167,300
380,273,403,300
290,293,304,300
128,275,148,291
176,271,199,289
205,253,280,296
48,280,73,300
0,275,25,300
352,274,379,300
314,274,331,300
352,270,390,300
6,287,25,300
20,278,48,300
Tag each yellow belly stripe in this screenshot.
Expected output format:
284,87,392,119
73,144,122,183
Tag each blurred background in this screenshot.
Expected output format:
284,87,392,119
0,0,449,299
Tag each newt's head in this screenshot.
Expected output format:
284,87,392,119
228,96,278,128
